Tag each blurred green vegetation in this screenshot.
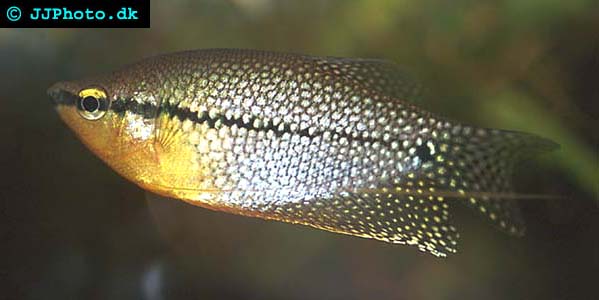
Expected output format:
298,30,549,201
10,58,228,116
1,0,597,299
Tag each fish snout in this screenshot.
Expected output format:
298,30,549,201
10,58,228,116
48,82,78,107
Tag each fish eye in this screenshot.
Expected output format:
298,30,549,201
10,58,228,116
82,96,99,112
77,87,109,120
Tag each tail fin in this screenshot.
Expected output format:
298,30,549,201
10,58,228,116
433,125,559,235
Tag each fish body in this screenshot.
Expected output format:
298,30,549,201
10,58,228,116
49,49,556,257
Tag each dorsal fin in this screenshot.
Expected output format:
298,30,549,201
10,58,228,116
312,56,424,103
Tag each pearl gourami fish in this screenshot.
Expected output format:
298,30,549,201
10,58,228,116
48,49,557,257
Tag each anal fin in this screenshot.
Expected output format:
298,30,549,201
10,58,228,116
145,188,460,257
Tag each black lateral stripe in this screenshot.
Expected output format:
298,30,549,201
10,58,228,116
51,90,109,111
50,90,78,106
165,103,386,146
113,97,385,146
111,97,157,119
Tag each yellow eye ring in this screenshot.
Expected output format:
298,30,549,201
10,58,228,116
77,87,109,120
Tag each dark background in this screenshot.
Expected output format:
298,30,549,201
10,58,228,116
1,1,597,299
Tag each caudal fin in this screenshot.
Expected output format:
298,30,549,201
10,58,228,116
433,124,558,235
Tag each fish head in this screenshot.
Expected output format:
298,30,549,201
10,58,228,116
48,65,208,199
48,73,166,184
49,78,120,149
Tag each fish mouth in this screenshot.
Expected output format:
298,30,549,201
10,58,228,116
47,82,78,107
